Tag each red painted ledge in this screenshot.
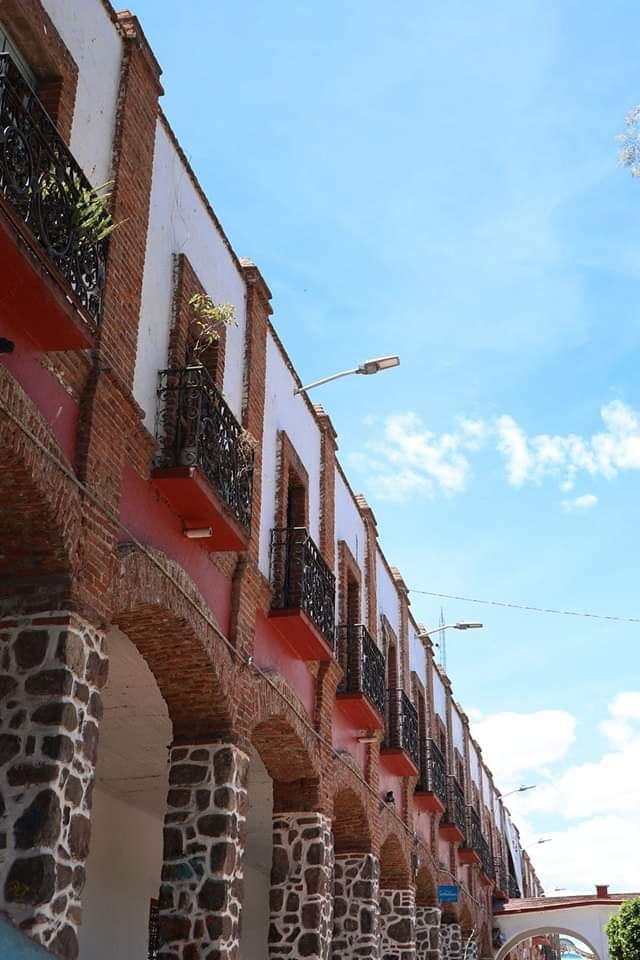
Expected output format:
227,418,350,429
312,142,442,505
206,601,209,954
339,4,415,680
268,607,334,662
439,822,465,844
380,747,418,777
458,847,481,866
336,692,384,730
0,194,95,351
414,791,446,815
151,466,250,552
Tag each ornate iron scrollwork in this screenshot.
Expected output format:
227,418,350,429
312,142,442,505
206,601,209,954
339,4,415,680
480,836,494,880
444,776,467,842
0,53,106,328
336,623,386,717
270,527,336,649
385,688,419,768
155,366,254,532
417,737,448,807
466,805,483,854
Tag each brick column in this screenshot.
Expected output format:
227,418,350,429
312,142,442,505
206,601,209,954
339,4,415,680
269,813,334,960
379,887,416,960
314,405,337,571
355,496,378,641
440,922,462,960
0,612,107,960
415,906,441,960
158,743,249,959
332,853,379,959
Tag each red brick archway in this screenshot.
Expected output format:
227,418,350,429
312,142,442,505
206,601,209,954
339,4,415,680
110,544,236,740
333,787,372,855
380,831,411,889
416,865,438,907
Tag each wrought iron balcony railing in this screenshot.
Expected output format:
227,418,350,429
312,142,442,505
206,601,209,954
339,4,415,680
465,805,483,855
443,776,467,841
494,857,509,893
480,837,494,880
155,366,254,532
0,53,106,328
336,623,385,717
384,688,419,768
417,737,448,807
270,527,336,648
508,873,521,899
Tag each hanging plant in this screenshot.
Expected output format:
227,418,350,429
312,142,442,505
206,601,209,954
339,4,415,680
39,168,123,248
187,293,237,366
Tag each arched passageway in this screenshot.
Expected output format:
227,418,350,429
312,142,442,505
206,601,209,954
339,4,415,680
379,833,415,958
497,930,601,960
79,625,171,960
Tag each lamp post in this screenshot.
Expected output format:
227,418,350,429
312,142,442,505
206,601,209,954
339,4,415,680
294,355,400,395
503,785,537,798
417,622,483,670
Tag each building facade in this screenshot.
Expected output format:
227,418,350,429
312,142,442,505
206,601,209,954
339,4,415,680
0,2,543,959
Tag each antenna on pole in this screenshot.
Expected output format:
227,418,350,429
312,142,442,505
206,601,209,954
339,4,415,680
439,606,446,670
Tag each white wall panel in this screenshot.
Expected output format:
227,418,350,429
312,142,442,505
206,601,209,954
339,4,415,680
41,0,121,186
134,121,247,429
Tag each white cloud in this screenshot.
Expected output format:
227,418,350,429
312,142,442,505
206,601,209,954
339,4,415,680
353,399,640,504
561,493,598,512
472,709,576,786
475,693,640,893
352,411,483,501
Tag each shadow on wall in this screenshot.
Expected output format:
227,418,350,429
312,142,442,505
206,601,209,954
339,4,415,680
0,917,54,958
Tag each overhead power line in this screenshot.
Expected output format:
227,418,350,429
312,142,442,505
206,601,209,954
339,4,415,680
409,589,640,624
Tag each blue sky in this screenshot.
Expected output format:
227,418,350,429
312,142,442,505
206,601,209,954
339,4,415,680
133,0,640,892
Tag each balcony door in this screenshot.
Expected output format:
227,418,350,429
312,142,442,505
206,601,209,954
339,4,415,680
0,23,36,87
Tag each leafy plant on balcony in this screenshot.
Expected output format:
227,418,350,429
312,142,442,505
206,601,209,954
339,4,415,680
187,293,237,366
607,897,640,960
39,168,122,248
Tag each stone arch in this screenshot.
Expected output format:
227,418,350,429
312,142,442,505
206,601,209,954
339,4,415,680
110,544,235,740
496,927,601,960
415,864,438,906
333,787,371,855
0,371,80,590
379,831,411,889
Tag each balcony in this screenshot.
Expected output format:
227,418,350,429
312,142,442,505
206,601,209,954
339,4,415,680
415,737,448,814
336,623,385,728
493,858,509,899
152,366,254,550
0,54,106,350
479,837,495,886
508,873,522,900
381,688,419,776
269,526,335,660
439,776,467,844
459,805,483,866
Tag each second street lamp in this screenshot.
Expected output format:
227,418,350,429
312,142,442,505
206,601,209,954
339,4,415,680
417,621,483,670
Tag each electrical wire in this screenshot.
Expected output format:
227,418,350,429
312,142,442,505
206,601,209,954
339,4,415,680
0,397,488,910
410,589,640,624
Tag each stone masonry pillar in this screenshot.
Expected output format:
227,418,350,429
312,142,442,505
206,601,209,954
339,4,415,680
461,930,477,960
440,922,462,960
415,906,441,960
379,887,416,960
158,743,249,960
269,812,334,960
331,852,380,959
0,612,107,960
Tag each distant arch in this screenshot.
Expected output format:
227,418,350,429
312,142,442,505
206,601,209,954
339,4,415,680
415,865,438,906
496,927,601,960
333,787,371,855
379,832,411,889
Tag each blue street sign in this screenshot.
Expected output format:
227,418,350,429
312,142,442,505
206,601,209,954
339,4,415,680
437,884,459,903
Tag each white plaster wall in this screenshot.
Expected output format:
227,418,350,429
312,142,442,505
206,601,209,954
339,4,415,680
376,552,400,641
134,120,247,430
79,787,162,960
497,906,614,960
241,746,273,960
258,333,322,577
469,742,480,785
452,705,464,754
408,622,425,677
433,668,447,721
41,0,121,186
334,468,366,621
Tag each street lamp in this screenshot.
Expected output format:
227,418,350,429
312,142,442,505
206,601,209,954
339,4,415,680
417,622,483,670
503,785,537,798
294,355,400,395
535,839,552,845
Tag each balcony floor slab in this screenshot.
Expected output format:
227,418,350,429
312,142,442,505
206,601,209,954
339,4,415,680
414,791,446,815
380,747,418,777
268,607,334,662
336,692,384,730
